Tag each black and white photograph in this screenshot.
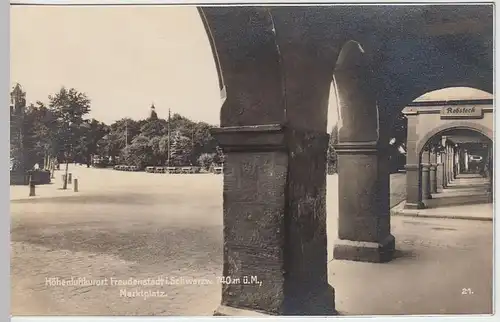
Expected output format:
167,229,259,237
9,2,494,317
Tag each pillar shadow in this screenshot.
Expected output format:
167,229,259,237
425,193,490,208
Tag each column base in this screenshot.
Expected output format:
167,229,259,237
214,305,271,316
405,201,426,209
214,286,337,316
333,234,395,263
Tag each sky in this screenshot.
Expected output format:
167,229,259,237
10,5,492,128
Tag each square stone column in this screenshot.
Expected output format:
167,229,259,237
487,149,493,202
451,147,456,179
436,153,444,192
453,147,459,179
448,145,454,183
442,150,448,188
421,148,432,200
211,124,335,316
333,142,395,263
429,148,437,194
404,110,424,209
404,163,424,209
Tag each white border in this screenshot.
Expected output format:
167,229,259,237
8,0,499,4
6,1,499,321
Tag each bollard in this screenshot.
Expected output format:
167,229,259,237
29,176,36,197
62,174,67,189
68,173,73,184
73,178,79,192
51,170,55,179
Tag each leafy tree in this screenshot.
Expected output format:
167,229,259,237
327,124,339,174
120,135,153,169
101,118,140,160
213,146,225,166
148,136,165,165
48,87,91,188
198,153,215,170
74,119,109,164
169,130,192,166
10,84,27,172
140,118,167,138
158,135,170,158
24,102,59,169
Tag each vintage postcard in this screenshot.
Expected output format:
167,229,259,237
10,2,494,317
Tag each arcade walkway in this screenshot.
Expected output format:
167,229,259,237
393,174,493,221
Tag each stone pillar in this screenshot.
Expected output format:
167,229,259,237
334,142,394,262
465,150,469,172
429,147,437,194
488,148,493,202
452,147,456,178
442,149,448,188
404,109,424,209
202,7,340,314
436,152,444,192
421,148,432,200
212,125,334,316
447,145,453,183
333,40,394,263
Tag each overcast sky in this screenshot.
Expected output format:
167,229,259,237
10,5,492,128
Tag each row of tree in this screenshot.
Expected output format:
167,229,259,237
10,83,407,174
9,84,226,172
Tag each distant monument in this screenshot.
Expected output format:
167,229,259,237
149,103,158,120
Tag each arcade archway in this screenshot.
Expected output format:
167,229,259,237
200,6,492,315
402,89,493,209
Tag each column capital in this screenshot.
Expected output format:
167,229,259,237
211,124,287,152
334,141,388,155
404,163,420,170
211,124,330,153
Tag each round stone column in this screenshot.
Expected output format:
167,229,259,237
421,148,432,200
436,152,444,192
429,147,438,194
447,145,453,184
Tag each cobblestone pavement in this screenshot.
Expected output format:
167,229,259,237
11,166,492,315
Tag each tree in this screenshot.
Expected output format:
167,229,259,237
75,119,109,164
327,124,339,174
148,136,165,165
120,135,153,169
140,118,167,138
169,130,192,166
198,153,215,170
101,118,140,160
48,87,91,189
10,83,27,173
23,101,59,169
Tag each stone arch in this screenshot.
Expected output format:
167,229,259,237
332,40,394,264
197,8,225,95
405,83,494,109
334,40,379,144
417,121,493,156
198,7,286,127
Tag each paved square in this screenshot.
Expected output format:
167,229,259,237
10,165,493,315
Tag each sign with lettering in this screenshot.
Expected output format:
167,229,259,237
440,106,483,119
